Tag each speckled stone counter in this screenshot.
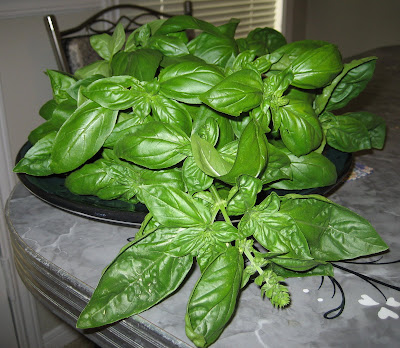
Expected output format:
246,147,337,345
6,46,400,347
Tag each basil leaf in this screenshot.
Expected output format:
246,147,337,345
280,195,388,261
77,229,193,329
74,60,111,80
271,40,331,71
188,32,238,68
271,262,334,278
51,101,118,173
200,69,263,116
89,22,125,61
151,95,192,135
290,44,343,89
47,70,76,103
28,121,59,145
140,168,186,192
247,27,287,54
241,211,313,261
211,221,240,242
182,156,213,194
320,111,371,152
156,15,223,37
148,35,190,57
185,247,243,348
259,142,292,184
39,99,57,120
219,121,268,185
226,175,263,216
271,258,327,273
277,96,323,156
269,148,337,190
104,113,151,148
139,185,211,227
167,226,208,257
159,61,225,104
191,134,232,177
114,121,190,169
345,111,386,149
192,105,235,149
125,23,152,51
65,158,141,201
50,98,77,128
111,49,163,81
84,76,144,110
13,132,56,176
314,57,377,114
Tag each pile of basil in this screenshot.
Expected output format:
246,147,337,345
14,16,387,348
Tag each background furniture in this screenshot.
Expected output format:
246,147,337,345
44,2,193,74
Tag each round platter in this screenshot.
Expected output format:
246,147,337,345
16,142,353,227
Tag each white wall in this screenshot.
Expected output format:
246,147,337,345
0,2,104,344
304,0,400,57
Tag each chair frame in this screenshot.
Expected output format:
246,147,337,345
44,2,193,73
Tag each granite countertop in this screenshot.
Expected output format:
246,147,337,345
6,46,400,347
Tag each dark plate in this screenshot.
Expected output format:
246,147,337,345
16,142,352,227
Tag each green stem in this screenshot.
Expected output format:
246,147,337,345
135,212,153,240
209,185,232,225
243,248,264,275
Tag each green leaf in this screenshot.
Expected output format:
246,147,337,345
83,76,144,110
182,156,213,194
271,262,334,278
192,105,235,149
47,70,77,103
77,229,193,329
269,147,337,190
279,195,388,261
159,61,225,104
111,49,163,81
271,40,331,71
219,120,268,185
167,226,208,257
28,121,59,145
241,211,314,261
151,95,192,135
277,96,323,156
148,35,190,57
39,99,58,120
89,22,125,61
185,247,243,348
125,23,152,51
290,44,343,89
242,27,287,56
65,157,141,201
74,60,111,80
191,133,232,177
13,132,56,176
104,113,150,148
226,175,263,215
188,31,238,68
320,111,372,152
259,142,292,184
314,57,377,114
156,15,223,37
211,221,240,242
114,121,190,169
140,168,186,192
345,111,386,149
200,69,263,116
50,101,118,173
50,98,77,128
139,185,211,227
